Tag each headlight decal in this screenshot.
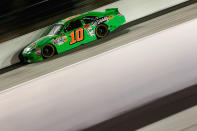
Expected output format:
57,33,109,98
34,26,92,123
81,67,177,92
23,48,32,54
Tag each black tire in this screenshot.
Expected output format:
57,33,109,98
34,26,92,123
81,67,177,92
42,44,56,58
95,24,109,39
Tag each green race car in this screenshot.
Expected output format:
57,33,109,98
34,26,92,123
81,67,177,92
20,8,126,63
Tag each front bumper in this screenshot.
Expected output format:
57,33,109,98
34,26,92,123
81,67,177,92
21,53,43,63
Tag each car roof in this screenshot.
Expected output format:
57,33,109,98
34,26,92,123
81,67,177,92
57,11,105,25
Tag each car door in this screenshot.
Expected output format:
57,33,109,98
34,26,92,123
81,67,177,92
64,20,84,49
54,20,85,53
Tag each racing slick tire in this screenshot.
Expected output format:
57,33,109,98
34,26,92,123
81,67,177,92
95,24,109,39
42,44,56,58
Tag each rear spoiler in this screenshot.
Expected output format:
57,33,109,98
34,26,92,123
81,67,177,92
105,8,119,14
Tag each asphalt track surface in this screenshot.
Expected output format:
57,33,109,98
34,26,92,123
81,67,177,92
85,84,197,131
0,3,196,92
138,105,197,131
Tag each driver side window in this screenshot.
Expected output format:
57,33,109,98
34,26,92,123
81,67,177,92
65,20,82,32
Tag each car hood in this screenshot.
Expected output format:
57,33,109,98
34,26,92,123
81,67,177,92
23,35,56,54
34,35,56,46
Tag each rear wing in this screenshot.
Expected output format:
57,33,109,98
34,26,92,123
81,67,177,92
105,8,119,15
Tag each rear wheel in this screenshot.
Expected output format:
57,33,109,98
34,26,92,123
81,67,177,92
95,24,109,39
42,44,55,58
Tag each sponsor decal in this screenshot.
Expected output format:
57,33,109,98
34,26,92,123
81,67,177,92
52,35,68,45
107,15,114,20
84,24,95,37
92,17,108,26
84,24,90,29
32,43,37,47
52,39,56,45
34,48,41,57
29,43,37,48
56,37,64,45
62,35,68,43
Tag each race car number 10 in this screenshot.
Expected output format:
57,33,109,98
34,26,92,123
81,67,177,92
70,28,84,45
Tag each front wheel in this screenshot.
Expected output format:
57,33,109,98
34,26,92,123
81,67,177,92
42,44,56,58
95,24,109,39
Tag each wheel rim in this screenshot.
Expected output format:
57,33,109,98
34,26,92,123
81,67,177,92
98,26,106,36
42,45,55,58
97,25,108,37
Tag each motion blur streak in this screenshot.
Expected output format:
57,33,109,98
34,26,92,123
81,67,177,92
0,0,118,41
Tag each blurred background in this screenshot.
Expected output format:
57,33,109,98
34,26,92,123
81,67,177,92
0,0,118,42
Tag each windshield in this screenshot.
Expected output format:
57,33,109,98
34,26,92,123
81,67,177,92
48,24,63,35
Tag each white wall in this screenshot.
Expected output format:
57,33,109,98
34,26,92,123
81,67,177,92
0,0,188,69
